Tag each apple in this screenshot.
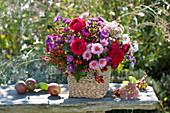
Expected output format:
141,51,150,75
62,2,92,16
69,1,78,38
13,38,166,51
48,83,61,96
25,78,36,91
15,81,27,94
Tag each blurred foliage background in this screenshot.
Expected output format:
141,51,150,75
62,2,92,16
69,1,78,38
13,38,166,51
0,0,169,112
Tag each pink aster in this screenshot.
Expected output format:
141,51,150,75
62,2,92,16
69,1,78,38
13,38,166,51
99,58,107,67
87,43,92,50
100,39,108,46
89,60,98,70
91,43,103,55
82,50,92,61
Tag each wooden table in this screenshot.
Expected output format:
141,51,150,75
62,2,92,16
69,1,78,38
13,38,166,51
0,83,158,113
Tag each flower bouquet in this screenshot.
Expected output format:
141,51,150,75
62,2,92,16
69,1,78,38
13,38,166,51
42,12,138,98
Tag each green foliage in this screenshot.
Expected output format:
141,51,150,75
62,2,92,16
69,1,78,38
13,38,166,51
74,65,87,82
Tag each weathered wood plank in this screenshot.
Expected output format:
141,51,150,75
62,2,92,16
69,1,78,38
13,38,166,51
0,83,158,113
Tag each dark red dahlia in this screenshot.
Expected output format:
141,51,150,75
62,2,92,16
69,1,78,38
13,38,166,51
122,43,130,53
108,48,124,65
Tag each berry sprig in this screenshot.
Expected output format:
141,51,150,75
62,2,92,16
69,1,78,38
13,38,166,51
136,72,148,90
94,72,104,83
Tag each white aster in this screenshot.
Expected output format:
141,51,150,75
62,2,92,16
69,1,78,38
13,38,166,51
122,34,130,43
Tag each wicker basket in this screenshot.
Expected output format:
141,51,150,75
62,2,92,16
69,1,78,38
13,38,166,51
67,66,111,99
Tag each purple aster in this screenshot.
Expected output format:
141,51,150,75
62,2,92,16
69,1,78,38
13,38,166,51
100,39,108,46
107,39,111,44
68,64,75,73
64,27,69,32
100,35,107,40
101,28,110,35
62,18,66,22
81,28,90,38
132,56,136,63
46,42,53,52
97,21,102,27
53,16,60,23
87,25,90,28
91,43,103,55
45,35,51,43
89,60,98,70
94,36,98,41
87,21,92,24
105,56,112,66
65,19,72,24
127,56,131,60
99,58,107,67
56,36,63,42
52,36,57,40
52,42,57,50
89,17,98,21
82,50,92,61
67,55,74,62
98,16,104,22
65,35,74,43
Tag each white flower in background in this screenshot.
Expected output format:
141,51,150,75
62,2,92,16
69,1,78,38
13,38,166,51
39,11,45,17
158,9,162,15
134,44,138,52
122,7,128,11
2,50,6,54
131,62,134,67
109,11,115,16
159,42,162,46
21,44,27,51
56,3,60,7
22,54,28,60
48,0,53,6
137,12,145,17
23,3,29,10
122,34,130,43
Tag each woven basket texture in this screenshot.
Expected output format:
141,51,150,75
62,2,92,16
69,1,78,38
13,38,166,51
67,66,111,99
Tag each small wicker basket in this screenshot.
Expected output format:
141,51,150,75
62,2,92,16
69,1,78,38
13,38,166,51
67,66,111,99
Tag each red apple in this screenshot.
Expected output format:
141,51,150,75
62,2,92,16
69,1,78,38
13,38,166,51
25,78,36,91
48,83,61,96
15,81,27,94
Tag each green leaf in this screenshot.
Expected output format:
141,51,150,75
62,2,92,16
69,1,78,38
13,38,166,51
39,82,48,90
123,81,129,85
164,97,168,102
129,76,137,83
74,65,87,82
62,45,70,52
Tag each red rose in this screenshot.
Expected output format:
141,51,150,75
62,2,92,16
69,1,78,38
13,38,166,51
111,41,120,49
70,38,87,55
69,17,86,34
108,48,124,64
122,43,130,53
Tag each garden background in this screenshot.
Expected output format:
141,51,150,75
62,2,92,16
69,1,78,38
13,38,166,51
0,0,169,112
